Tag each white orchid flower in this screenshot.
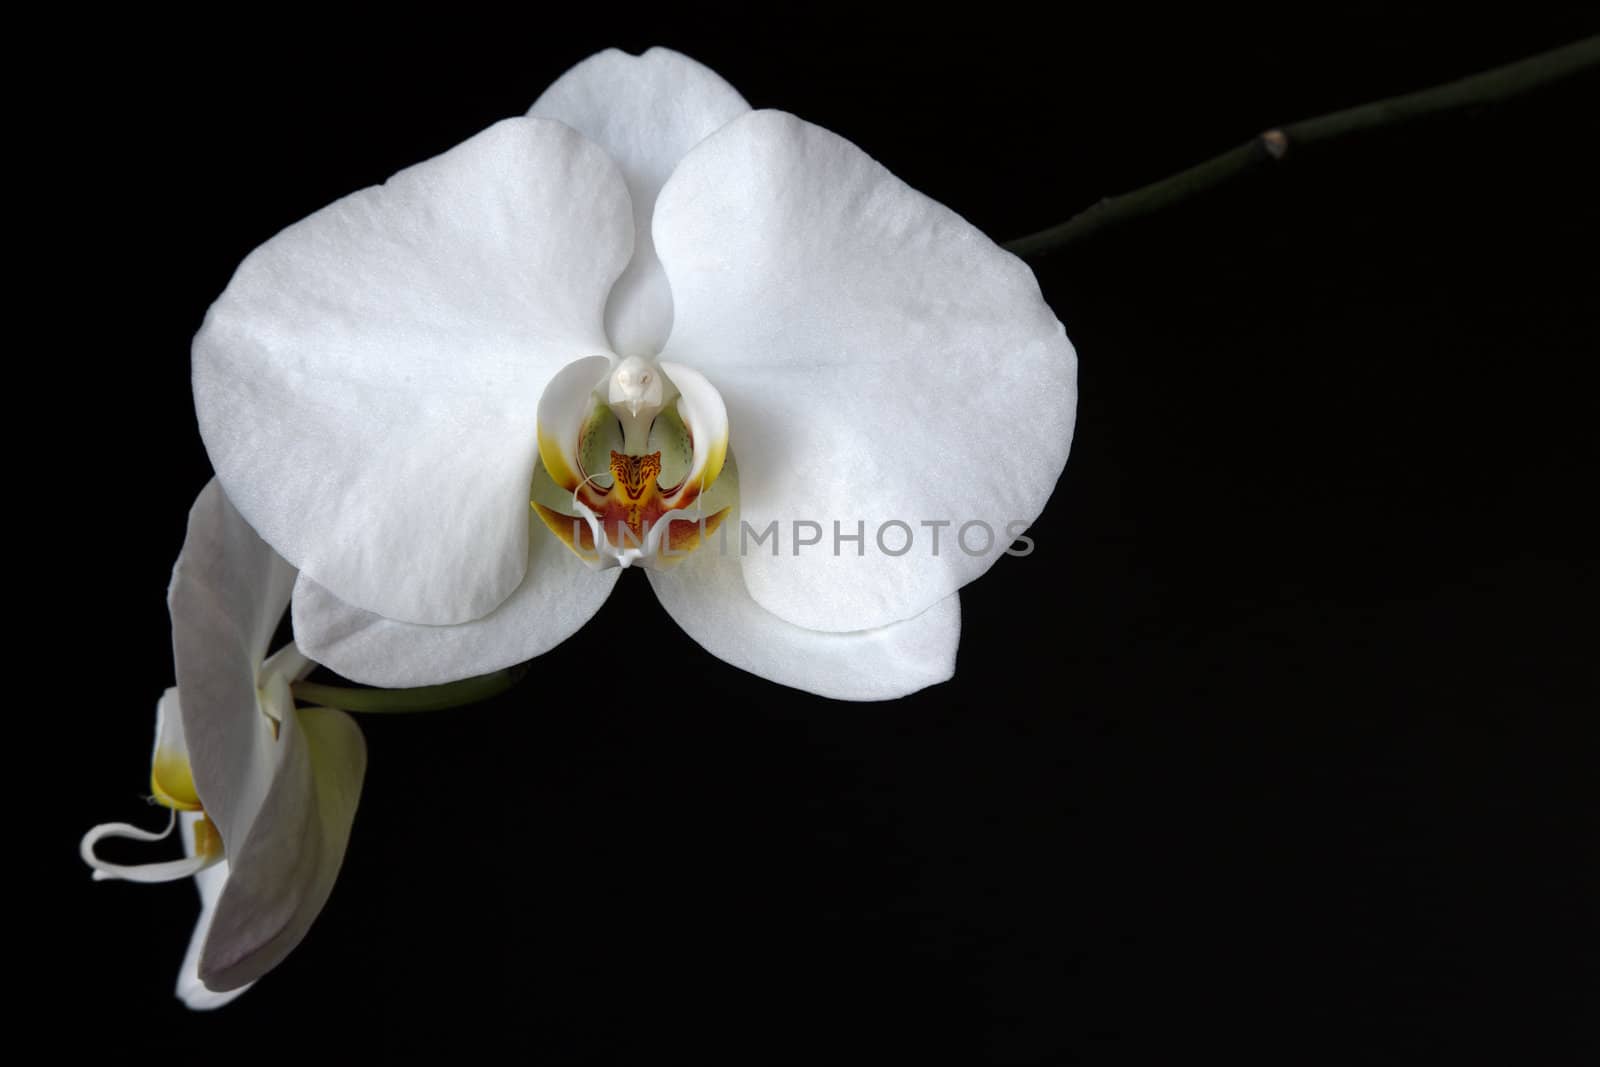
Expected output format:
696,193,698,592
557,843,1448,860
81,480,366,1007
193,48,1077,700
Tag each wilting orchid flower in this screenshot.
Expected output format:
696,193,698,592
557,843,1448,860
193,48,1077,700
82,480,366,1006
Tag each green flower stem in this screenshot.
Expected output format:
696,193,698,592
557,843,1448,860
1003,35,1599,259
293,663,530,713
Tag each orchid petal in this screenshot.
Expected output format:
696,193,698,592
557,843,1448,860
292,518,622,687
177,816,251,1010
200,704,365,992
654,110,1077,632
647,515,960,701
169,481,297,851
644,455,955,698
168,480,367,992
531,47,749,359
193,118,635,625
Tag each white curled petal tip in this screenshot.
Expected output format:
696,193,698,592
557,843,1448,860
80,809,224,884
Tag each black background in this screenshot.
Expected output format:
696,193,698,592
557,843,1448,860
41,8,1597,1062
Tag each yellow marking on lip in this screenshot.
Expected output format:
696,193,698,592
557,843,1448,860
151,747,202,812
657,506,731,566
191,814,223,859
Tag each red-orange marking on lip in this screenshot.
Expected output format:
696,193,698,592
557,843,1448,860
583,451,669,545
665,507,730,558
536,444,728,562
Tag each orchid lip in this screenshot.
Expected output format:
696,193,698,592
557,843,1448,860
81,808,225,884
535,356,731,570
83,684,229,884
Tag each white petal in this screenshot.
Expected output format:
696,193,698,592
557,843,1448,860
292,520,622,687
194,117,635,625
169,481,368,991
531,47,749,359
177,817,251,1010
647,512,959,701
654,111,1077,632
200,704,366,992
168,480,296,852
